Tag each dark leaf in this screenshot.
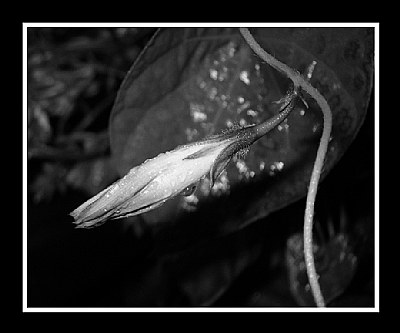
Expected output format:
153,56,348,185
30,163,68,202
286,232,358,306
123,219,265,306
110,27,373,237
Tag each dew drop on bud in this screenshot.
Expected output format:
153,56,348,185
179,184,197,197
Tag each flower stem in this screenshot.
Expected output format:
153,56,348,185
240,27,332,307
253,88,298,139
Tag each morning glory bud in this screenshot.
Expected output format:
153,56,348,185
70,88,299,228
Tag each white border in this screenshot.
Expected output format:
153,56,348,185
24,22,377,28
23,22,379,313
374,24,379,312
23,24,28,312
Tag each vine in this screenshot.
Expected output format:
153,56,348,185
239,27,333,307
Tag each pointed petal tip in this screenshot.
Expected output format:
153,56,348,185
69,209,93,229
72,218,98,229
71,211,110,229
69,209,79,219
70,214,85,228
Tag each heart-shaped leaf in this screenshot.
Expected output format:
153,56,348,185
109,27,373,238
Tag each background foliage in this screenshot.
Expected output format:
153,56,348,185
28,27,156,201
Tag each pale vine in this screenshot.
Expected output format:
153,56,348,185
239,27,333,307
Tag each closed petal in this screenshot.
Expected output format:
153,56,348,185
70,132,238,228
71,170,156,227
209,153,232,190
70,140,227,227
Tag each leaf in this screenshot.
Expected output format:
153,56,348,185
30,163,68,203
168,224,263,306
123,219,265,306
109,27,373,237
286,232,358,306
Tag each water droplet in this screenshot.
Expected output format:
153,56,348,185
276,161,284,170
247,109,258,117
199,80,206,89
226,119,234,128
236,160,248,174
239,70,250,85
209,68,218,80
180,184,197,196
268,161,285,176
239,118,247,126
227,42,236,57
190,103,207,122
208,87,218,100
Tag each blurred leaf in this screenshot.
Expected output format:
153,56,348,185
109,27,373,237
29,131,109,161
286,232,357,306
174,228,263,305
30,163,69,202
124,220,265,306
28,55,95,118
28,104,53,146
27,28,142,202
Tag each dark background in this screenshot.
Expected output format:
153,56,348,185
27,27,375,308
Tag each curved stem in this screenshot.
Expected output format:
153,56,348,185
240,27,332,307
253,89,298,139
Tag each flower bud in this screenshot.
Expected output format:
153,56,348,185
71,89,299,228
